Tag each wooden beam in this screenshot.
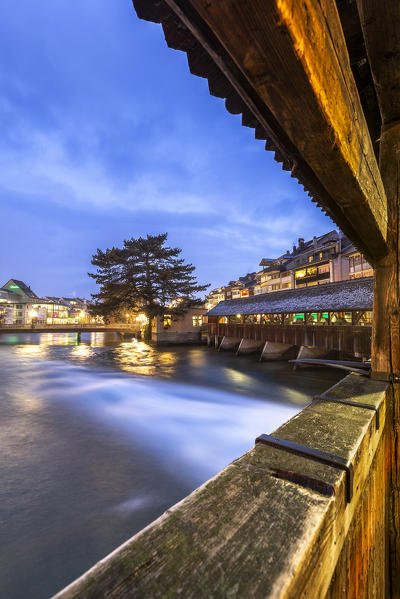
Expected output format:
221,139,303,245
161,0,388,262
355,11,400,585
356,0,400,126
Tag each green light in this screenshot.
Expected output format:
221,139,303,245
294,313,305,319
9,284,19,289
323,312,329,319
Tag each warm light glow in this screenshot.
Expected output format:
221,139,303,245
125,313,129,318
79,311,85,318
236,314,241,318
28,310,38,318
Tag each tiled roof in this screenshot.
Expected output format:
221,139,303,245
206,277,374,316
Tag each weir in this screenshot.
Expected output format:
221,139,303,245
55,0,400,596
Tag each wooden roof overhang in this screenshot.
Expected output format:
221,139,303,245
206,277,374,316
132,0,389,263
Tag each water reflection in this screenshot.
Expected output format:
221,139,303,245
70,344,95,361
112,340,178,376
0,333,343,599
14,344,48,359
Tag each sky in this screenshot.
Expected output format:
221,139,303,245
0,0,334,298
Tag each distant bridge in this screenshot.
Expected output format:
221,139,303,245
0,324,140,336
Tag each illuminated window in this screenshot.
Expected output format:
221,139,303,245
192,316,203,327
306,266,317,276
163,315,172,329
318,264,330,274
295,269,306,279
308,256,313,263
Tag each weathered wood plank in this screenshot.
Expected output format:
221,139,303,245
53,376,388,599
356,0,400,126
160,0,388,261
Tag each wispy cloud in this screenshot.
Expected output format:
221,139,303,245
0,0,334,295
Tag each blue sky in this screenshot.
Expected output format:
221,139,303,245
0,0,333,298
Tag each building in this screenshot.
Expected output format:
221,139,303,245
206,231,374,309
344,249,374,279
258,231,353,292
151,306,207,345
0,279,94,325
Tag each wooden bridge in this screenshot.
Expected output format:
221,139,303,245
54,1,400,597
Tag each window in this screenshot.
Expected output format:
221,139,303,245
295,269,306,279
192,315,203,327
319,252,323,260
318,264,330,274
163,315,172,329
306,266,317,276
308,255,313,263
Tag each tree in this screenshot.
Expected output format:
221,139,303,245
89,233,209,340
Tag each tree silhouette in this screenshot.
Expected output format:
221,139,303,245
89,233,209,340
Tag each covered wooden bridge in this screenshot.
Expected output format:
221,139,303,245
54,1,400,598
207,277,373,360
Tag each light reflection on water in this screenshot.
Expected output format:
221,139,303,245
0,333,343,599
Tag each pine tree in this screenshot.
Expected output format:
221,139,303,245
89,233,209,340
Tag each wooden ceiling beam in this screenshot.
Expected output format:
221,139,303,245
356,0,400,126
158,0,388,262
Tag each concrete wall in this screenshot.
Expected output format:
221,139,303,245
54,375,391,599
152,331,201,345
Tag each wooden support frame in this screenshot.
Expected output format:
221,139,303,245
155,0,388,262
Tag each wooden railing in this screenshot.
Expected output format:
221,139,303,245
53,375,390,598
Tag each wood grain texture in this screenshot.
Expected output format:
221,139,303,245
53,376,388,599
177,0,388,261
372,122,400,374
356,0,400,126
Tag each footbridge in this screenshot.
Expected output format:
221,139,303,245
0,324,140,337
54,0,400,597
208,278,373,362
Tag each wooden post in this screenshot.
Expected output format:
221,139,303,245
371,121,400,594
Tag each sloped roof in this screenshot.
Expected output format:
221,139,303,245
2,279,38,298
206,277,374,316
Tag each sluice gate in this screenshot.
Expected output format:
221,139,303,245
209,321,372,361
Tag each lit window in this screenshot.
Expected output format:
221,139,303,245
318,264,330,274
192,316,203,327
308,256,313,263
295,269,306,279
163,315,172,329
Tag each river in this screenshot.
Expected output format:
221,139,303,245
0,332,343,598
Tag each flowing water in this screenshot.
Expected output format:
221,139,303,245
0,332,343,598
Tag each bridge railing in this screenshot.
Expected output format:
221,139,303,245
53,374,390,598
0,323,130,329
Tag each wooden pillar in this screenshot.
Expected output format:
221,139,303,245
371,121,400,594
